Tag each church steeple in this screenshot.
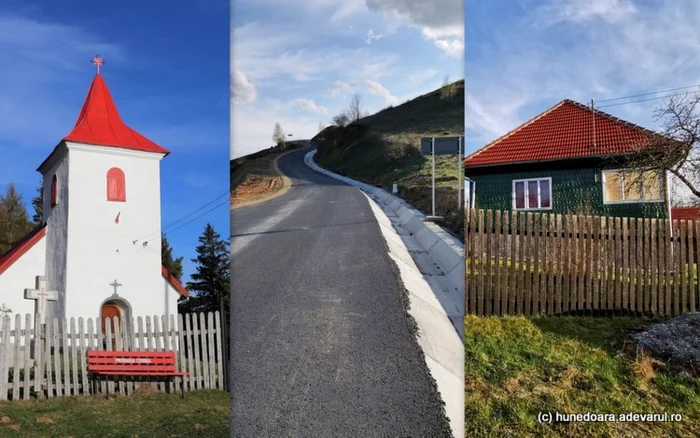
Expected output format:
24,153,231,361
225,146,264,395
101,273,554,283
62,56,169,155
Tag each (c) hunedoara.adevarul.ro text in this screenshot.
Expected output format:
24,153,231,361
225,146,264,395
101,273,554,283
537,412,683,424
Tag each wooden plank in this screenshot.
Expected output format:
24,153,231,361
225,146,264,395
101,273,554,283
649,219,657,315
146,316,154,352
509,211,518,314
103,318,113,395
540,214,548,315
689,222,696,314
562,215,571,314
161,315,171,393
575,215,584,313
634,219,643,314
0,316,10,400
664,219,672,316
673,220,681,316
465,209,475,314
12,313,21,400
477,210,485,316
533,213,541,315
524,213,532,316
113,317,124,395
177,314,190,392
125,318,135,394
51,318,62,397
501,212,511,315
169,315,179,393
78,318,89,396
694,221,700,313
206,312,216,389
547,214,555,315
601,217,609,313
70,318,79,396
60,319,70,395
184,313,196,390
680,220,688,315
44,320,54,398
591,217,600,311
484,210,494,316
621,217,629,314
214,311,224,390
554,215,563,314
191,313,203,390
22,314,32,400
34,315,44,399
493,209,502,316
199,312,210,389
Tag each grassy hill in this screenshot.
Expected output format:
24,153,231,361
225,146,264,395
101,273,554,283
313,80,465,237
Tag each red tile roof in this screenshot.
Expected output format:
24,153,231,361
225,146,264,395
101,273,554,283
671,206,700,221
464,99,661,168
162,265,189,297
0,225,47,275
63,74,169,155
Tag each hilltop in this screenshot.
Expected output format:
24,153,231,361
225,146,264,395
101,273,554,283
313,80,465,237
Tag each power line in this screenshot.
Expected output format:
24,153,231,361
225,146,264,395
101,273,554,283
144,198,230,245
597,90,700,109
596,83,700,104
133,189,230,243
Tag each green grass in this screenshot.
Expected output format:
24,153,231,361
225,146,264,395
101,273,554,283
464,316,700,437
0,390,228,437
314,80,464,237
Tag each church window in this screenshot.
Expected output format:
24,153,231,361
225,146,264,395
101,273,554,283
50,175,57,207
107,167,126,202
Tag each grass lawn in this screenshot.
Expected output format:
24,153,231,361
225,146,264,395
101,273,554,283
464,316,700,437
0,389,228,437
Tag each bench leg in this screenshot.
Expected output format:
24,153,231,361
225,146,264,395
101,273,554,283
181,377,185,400
105,375,110,400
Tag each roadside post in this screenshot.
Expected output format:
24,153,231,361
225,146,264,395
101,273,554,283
420,136,464,222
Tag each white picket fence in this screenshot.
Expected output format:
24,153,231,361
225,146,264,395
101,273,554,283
0,311,226,400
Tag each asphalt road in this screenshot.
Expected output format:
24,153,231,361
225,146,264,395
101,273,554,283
230,145,452,437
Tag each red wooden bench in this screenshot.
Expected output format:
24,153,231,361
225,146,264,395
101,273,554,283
87,351,188,399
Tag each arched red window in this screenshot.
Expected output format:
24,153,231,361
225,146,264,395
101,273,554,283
50,175,57,207
107,167,126,202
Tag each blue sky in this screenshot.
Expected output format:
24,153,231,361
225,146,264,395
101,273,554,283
231,0,465,158
0,0,229,283
466,0,700,203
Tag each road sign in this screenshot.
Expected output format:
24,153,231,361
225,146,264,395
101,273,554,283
420,136,461,156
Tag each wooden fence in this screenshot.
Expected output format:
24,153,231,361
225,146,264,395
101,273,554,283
0,311,225,401
466,209,700,317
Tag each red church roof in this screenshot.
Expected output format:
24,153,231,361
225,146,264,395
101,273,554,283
62,74,169,155
0,225,47,275
465,99,661,168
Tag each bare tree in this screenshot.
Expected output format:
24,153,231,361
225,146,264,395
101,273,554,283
440,76,458,101
629,92,700,202
348,93,362,122
272,122,285,147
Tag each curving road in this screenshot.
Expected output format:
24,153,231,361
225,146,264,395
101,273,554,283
230,144,452,437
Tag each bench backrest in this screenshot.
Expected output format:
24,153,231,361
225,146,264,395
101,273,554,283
87,351,178,374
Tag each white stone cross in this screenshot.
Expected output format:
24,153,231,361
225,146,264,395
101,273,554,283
110,279,122,295
24,276,57,324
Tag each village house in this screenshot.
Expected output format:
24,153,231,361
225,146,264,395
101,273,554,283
464,99,673,219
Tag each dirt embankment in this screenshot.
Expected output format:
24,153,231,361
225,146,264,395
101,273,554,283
230,144,301,208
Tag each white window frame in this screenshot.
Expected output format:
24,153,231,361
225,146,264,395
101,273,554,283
512,177,553,211
601,168,665,205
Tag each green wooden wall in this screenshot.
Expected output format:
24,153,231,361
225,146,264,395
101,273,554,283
467,165,669,219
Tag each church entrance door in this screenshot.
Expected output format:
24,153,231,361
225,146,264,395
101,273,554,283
101,303,122,350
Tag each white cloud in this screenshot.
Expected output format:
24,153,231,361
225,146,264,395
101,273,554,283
231,70,258,104
293,98,328,114
326,81,352,97
362,80,399,104
365,0,464,58
535,0,638,25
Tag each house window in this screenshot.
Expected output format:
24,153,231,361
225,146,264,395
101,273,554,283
513,178,552,210
602,169,663,204
50,175,57,207
107,167,126,202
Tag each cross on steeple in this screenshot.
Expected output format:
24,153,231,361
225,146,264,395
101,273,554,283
110,279,122,295
91,55,105,75
24,276,58,324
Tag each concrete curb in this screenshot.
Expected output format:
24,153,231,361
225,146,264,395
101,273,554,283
304,150,465,438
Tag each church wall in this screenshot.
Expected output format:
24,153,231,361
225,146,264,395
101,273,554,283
43,149,70,320
63,144,174,321
0,235,47,319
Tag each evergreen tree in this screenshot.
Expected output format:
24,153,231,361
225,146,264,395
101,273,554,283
161,233,184,282
182,223,230,316
31,183,43,225
0,184,33,255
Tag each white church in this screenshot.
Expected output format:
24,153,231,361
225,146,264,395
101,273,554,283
0,56,188,326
